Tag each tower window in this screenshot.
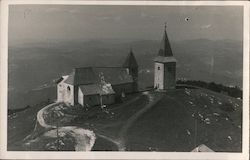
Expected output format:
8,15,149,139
158,66,160,70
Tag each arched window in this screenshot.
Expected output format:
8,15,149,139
158,66,160,70
66,86,71,99
67,86,71,91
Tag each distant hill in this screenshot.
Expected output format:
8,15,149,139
8,39,242,109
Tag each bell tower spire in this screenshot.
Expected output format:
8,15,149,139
123,48,139,92
158,22,173,57
154,23,177,90
164,22,167,32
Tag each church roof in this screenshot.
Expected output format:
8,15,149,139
158,24,173,57
122,49,138,68
95,67,134,85
64,67,97,85
56,75,69,84
64,67,134,86
79,83,115,95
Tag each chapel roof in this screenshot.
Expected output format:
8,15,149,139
64,67,97,85
79,83,115,95
64,67,134,86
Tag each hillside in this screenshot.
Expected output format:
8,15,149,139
7,101,51,150
8,87,242,152
8,39,242,109
126,89,242,152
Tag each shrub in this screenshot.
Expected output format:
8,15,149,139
219,102,235,112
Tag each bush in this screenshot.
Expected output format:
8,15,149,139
177,80,242,99
219,103,235,112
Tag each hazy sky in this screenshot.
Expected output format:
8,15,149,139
9,5,243,44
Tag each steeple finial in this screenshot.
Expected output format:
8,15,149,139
164,22,167,32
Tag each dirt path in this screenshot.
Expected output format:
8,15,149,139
33,92,163,151
96,133,122,149
91,92,163,151
36,102,58,129
94,94,145,151
117,91,163,150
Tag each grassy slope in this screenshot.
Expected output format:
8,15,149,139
69,93,149,139
126,89,242,152
7,101,51,150
8,88,242,152
70,88,241,152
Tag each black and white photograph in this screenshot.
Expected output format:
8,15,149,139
0,1,249,160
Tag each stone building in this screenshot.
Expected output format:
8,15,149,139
154,24,177,90
57,50,138,107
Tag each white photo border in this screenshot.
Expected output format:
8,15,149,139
0,1,249,160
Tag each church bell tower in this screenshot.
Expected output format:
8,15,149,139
154,23,177,90
123,48,139,92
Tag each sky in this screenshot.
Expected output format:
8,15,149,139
9,5,243,44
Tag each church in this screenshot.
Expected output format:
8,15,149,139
57,49,138,107
57,24,176,107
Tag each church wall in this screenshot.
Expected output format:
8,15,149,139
126,67,138,92
154,62,164,89
164,62,176,89
57,81,65,102
73,85,79,106
112,82,134,96
78,92,115,107
78,89,84,106
57,82,75,105
127,67,138,82
101,94,115,105
64,84,75,105
84,94,101,107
